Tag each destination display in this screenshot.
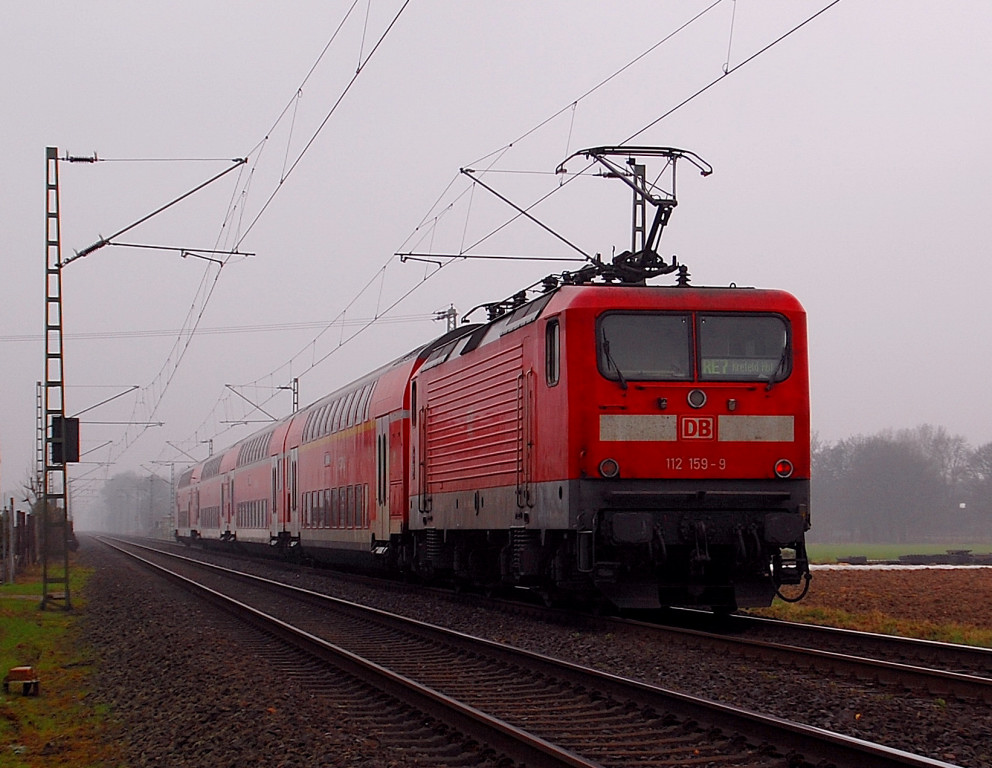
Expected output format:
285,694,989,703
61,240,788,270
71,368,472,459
701,357,781,377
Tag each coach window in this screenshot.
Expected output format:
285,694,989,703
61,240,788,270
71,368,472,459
331,397,345,432
341,392,353,428
347,388,362,426
545,319,560,386
357,383,374,422
318,403,332,437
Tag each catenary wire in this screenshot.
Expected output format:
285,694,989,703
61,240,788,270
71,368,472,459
622,0,843,145
165,2,842,464
234,0,411,250
170,4,763,456
93,3,406,469
0,315,435,344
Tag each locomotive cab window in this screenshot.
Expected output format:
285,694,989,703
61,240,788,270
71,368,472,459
698,314,790,382
545,319,560,386
597,313,691,381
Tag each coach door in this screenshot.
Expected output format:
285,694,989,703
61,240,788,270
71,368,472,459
222,478,232,528
271,457,280,533
373,416,390,544
287,447,299,533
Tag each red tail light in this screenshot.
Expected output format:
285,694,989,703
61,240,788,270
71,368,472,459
599,458,620,478
774,459,794,478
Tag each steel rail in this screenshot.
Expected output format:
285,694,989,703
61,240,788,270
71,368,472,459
125,537,992,700
616,615,992,704
100,538,599,768
729,611,992,672
106,538,959,768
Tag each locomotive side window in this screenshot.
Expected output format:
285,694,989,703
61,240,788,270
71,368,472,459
545,319,560,386
597,313,691,381
698,314,790,382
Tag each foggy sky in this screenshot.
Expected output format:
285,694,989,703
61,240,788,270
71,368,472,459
2,2,990,524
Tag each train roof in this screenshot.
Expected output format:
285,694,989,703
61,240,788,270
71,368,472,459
413,283,805,373
188,321,484,475
544,283,805,314
184,282,803,476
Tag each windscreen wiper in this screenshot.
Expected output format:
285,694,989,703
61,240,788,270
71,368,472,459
602,334,628,390
765,347,790,391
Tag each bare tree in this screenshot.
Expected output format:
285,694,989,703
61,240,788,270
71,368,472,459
811,426,960,543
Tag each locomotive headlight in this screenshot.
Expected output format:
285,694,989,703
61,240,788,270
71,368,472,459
687,389,707,408
774,459,794,478
599,458,621,478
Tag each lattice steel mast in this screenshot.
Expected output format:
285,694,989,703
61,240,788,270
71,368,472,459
42,146,72,610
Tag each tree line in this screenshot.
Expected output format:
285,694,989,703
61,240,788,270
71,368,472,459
7,424,988,544
90,471,173,535
811,425,992,543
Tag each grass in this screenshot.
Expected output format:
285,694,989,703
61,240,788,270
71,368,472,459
0,580,43,597
805,542,992,563
750,601,992,647
0,558,121,767
2,543,989,766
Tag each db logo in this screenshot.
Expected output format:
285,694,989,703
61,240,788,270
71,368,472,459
681,416,715,440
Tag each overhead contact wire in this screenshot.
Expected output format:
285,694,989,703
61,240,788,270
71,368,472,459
623,0,843,144
465,0,725,169
244,0,362,161
235,0,412,249
178,2,839,459
425,3,723,271
153,1,405,459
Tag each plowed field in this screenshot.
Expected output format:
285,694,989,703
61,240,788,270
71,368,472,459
760,567,992,644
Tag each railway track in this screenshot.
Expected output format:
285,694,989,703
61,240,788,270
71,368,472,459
724,613,992,695
102,537,959,768
606,612,992,705
150,536,992,703
99,538,585,768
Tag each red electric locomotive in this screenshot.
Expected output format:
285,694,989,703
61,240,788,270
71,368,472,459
408,282,810,610
175,147,811,612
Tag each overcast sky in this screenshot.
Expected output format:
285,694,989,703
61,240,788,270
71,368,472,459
2,2,990,519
